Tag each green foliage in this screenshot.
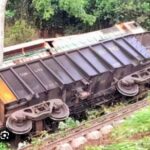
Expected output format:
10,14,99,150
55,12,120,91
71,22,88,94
138,137,150,149
87,108,103,120
6,0,31,21
92,0,150,28
94,0,120,21
32,0,54,20
85,146,102,150
5,20,37,46
86,137,150,150
5,10,15,19
115,0,150,30
112,106,150,139
103,142,136,150
58,117,80,130
59,0,96,25
87,104,150,150
5,0,150,40
0,142,10,150
31,138,43,150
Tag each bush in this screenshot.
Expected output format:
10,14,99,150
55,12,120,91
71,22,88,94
58,117,80,130
5,20,37,46
0,142,10,150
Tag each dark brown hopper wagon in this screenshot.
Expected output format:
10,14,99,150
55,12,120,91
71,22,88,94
0,32,150,135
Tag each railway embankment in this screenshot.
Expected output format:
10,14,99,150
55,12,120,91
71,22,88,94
86,102,150,150
19,99,149,150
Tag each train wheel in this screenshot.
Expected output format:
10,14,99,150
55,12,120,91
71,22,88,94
6,117,32,135
117,80,139,97
50,99,70,121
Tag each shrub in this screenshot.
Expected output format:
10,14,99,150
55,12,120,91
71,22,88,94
5,20,37,46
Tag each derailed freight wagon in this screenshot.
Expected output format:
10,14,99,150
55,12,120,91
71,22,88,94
2,21,146,69
0,32,150,135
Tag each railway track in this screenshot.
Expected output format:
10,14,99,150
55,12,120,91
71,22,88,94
21,99,150,150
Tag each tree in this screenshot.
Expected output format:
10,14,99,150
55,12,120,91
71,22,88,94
59,0,96,25
4,0,150,47
32,0,96,27
32,0,54,21
0,0,7,65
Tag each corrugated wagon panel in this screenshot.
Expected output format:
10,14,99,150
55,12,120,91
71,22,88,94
55,55,84,81
79,48,108,73
116,38,145,61
104,41,136,65
14,66,45,93
29,62,58,90
92,44,122,68
124,36,150,59
44,58,73,84
1,70,31,99
68,51,98,76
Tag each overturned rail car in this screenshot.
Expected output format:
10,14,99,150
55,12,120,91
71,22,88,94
0,33,150,135
2,21,146,69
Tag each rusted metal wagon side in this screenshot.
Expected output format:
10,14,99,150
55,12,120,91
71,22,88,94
134,32,150,51
0,32,150,135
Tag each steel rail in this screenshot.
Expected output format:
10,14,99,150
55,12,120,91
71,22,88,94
22,98,149,150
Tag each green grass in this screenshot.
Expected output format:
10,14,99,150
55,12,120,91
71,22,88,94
0,142,10,150
58,117,80,130
112,106,150,140
86,137,150,150
86,104,150,150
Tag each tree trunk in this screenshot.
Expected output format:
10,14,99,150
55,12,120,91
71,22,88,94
0,0,7,65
